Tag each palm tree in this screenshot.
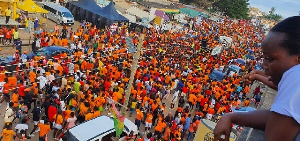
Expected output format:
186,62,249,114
269,7,275,15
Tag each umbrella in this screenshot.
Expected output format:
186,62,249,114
155,10,169,21
35,31,42,34
247,49,254,54
236,58,246,65
17,0,48,13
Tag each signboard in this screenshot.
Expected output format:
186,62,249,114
194,119,237,141
125,37,136,54
211,46,222,55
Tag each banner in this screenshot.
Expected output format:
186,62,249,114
112,103,125,136
155,17,162,25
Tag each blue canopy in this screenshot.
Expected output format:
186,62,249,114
68,0,100,11
66,0,128,27
96,2,128,21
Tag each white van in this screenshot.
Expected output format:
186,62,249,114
42,2,74,25
66,116,138,141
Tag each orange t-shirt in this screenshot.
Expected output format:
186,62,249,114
136,109,143,120
53,114,64,125
145,114,153,123
93,111,101,118
38,123,51,137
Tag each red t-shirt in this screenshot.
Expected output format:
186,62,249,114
48,106,57,122
18,84,25,97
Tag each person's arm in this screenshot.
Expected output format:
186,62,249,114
243,70,277,90
214,110,270,141
265,112,300,141
251,74,277,90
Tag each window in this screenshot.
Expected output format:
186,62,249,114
43,5,57,14
62,12,73,18
101,131,127,141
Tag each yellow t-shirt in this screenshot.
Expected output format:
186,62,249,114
5,9,11,17
1,129,15,141
24,18,29,27
131,102,137,109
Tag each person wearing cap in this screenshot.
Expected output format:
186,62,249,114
21,50,28,64
12,50,19,64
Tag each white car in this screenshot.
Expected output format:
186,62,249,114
66,116,138,141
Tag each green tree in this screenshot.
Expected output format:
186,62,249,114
213,0,249,19
179,0,215,9
264,7,282,21
264,14,282,21
269,7,276,15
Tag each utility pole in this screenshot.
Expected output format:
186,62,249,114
114,33,145,140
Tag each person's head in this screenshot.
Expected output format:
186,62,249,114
9,102,13,107
262,16,300,86
5,124,12,130
36,100,41,106
70,111,75,117
21,118,26,124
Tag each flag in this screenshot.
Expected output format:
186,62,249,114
112,103,125,137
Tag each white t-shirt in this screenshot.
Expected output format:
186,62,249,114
4,108,14,123
67,117,77,129
15,123,29,133
270,64,300,124
0,82,6,93
37,76,47,89
60,101,66,112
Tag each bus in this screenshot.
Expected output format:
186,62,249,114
42,2,74,25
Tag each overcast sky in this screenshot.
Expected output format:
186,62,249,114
249,0,300,18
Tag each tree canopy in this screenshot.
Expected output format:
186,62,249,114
213,0,249,19
179,0,214,9
264,7,282,21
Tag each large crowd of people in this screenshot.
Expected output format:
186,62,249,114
0,13,266,141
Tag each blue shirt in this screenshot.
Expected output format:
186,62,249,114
14,40,22,50
177,82,184,91
184,117,191,130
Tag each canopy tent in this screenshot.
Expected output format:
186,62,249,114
155,10,169,21
97,0,110,6
98,2,128,21
66,0,128,28
158,8,179,14
179,8,207,18
17,0,48,13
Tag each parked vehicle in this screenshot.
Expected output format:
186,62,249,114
66,116,138,141
227,65,243,77
209,70,226,82
27,46,71,59
42,2,74,25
